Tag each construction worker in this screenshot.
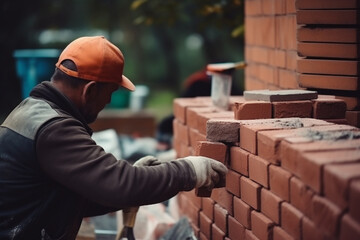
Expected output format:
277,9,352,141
0,36,227,239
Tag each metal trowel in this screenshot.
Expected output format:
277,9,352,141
206,61,246,110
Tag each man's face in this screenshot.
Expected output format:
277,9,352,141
82,82,119,123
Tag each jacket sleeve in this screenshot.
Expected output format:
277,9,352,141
35,117,196,209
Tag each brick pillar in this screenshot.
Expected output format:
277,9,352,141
244,0,360,127
245,0,298,90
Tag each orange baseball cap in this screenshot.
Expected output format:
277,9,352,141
55,36,135,91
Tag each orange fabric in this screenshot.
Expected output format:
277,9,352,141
56,36,135,91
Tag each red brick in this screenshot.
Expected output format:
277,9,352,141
339,96,360,111
173,98,210,124
286,50,297,71
234,196,252,229
245,76,268,91
198,111,234,135
298,59,360,76
269,165,292,201
234,101,272,120
199,232,208,240
275,0,286,15
187,106,217,131
258,65,276,85
239,124,259,154
226,170,241,197
302,216,326,240
173,119,189,146
258,128,297,164
257,120,332,164
202,197,215,220
192,223,200,239
249,154,270,188
173,138,192,158
206,119,240,143
312,99,347,119
251,47,270,65
241,176,261,210
212,188,233,214
245,0,263,16
299,149,360,193
349,179,360,222
240,119,303,155
230,146,249,176
182,189,202,209
245,229,260,240
298,42,360,59
286,0,296,13
228,216,246,240
259,16,276,48
276,15,297,50
199,211,212,239
180,195,200,226
340,214,360,240
251,210,275,240
281,202,303,240
272,100,312,118
245,17,255,45
273,226,294,240
229,96,246,110
212,223,226,240
299,74,360,91
195,141,228,165
296,0,359,10
324,163,360,210
312,195,342,236
325,118,349,125
214,203,228,234
239,124,267,154
289,177,314,218
346,111,360,128
278,69,299,89
297,27,359,43
262,0,276,15
189,128,207,150
261,188,283,224
297,9,359,25
281,136,360,180
273,49,286,68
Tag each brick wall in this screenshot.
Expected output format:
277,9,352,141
173,96,360,240
244,0,360,127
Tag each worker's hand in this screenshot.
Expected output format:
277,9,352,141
182,156,228,189
133,155,161,167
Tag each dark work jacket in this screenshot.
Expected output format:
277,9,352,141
0,82,196,239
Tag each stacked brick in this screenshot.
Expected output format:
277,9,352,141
244,0,298,91
244,0,360,127
296,0,360,127
173,96,360,240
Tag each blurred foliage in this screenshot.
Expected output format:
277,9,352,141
130,0,244,38
0,0,244,122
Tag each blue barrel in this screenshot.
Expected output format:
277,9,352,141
13,49,61,99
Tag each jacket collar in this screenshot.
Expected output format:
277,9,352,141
30,81,93,135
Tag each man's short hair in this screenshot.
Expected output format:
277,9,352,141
51,60,90,88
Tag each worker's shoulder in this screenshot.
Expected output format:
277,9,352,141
2,97,60,140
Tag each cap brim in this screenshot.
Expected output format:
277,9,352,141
121,75,136,91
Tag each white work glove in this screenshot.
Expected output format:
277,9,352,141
133,155,161,167
183,156,228,189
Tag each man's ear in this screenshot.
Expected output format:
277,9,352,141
81,81,97,103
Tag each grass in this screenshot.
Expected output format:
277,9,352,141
146,89,177,123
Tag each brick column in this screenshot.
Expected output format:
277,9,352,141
244,0,360,127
